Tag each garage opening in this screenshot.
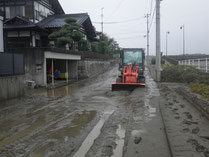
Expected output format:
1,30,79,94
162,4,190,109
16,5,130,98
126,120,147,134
46,58,78,87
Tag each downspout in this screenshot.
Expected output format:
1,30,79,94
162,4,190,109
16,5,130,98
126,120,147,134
0,16,4,52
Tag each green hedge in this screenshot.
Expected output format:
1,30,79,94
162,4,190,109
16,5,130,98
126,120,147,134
161,65,209,85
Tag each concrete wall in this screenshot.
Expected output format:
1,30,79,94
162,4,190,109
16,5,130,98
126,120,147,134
9,48,45,86
69,60,78,79
78,60,113,79
6,48,114,87
0,75,25,101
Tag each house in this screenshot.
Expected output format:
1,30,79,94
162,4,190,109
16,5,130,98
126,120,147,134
0,0,64,22
0,0,98,87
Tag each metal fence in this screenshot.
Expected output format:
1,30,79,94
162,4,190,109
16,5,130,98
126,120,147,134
178,58,209,73
0,53,25,76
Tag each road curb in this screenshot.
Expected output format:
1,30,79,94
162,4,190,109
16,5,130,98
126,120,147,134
176,87,209,120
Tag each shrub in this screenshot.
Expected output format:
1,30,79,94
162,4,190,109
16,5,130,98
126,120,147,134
190,84,209,101
151,57,165,65
151,57,156,64
161,65,209,85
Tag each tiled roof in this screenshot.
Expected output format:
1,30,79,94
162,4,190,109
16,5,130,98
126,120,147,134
4,15,44,30
38,13,97,38
38,13,89,28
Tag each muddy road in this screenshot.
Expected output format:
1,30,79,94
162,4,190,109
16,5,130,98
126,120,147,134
0,66,209,157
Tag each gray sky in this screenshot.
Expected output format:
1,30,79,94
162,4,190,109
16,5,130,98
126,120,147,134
59,0,209,56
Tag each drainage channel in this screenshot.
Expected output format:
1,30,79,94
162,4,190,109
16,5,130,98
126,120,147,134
73,110,115,157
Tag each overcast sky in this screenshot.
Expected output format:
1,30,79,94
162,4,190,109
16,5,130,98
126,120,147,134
59,0,209,56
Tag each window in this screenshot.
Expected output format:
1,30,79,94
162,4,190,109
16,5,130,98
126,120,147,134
34,1,39,11
7,31,18,37
6,7,10,19
34,1,54,21
10,6,16,17
5,6,25,19
123,50,143,65
0,7,4,16
16,6,25,16
19,31,30,37
34,10,39,20
25,2,33,19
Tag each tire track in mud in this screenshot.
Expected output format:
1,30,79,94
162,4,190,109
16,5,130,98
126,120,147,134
160,84,209,157
123,70,171,157
0,66,120,157
84,91,132,157
85,69,173,157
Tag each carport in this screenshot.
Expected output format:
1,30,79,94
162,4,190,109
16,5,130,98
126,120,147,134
43,51,81,87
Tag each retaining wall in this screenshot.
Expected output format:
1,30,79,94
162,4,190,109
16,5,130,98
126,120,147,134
0,75,25,101
78,60,115,79
176,87,209,120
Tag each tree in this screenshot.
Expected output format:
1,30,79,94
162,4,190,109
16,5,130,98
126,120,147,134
49,17,90,50
92,33,121,56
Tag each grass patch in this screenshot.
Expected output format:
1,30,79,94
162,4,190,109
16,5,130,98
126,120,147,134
190,84,209,101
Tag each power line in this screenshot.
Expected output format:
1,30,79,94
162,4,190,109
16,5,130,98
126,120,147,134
93,17,144,25
108,0,126,19
111,30,146,36
149,4,156,32
115,35,144,40
150,0,154,15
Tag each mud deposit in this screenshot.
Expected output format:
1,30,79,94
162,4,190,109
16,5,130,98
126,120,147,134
0,66,209,157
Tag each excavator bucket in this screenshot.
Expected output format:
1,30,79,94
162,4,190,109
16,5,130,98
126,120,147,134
112,83,145,91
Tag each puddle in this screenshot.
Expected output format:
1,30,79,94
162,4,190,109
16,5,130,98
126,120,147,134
149,114,156,118
131,129,144,136
111,124,126,157
0,115,46,148
149,107,156,113
49,110,96,140
37,85,77,97
73,110,115,157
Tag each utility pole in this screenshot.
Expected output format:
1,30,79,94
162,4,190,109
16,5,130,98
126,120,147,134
166,31,170,56
0,16,3,52
145,14,150,61
101,8,104,34
180,25,185,56
156,0,161,82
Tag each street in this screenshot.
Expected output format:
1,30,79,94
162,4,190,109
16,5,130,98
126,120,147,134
0,65,209,157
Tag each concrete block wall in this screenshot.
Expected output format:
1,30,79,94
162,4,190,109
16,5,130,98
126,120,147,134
0,75,25,101
68,60,78,79
78,60,111,79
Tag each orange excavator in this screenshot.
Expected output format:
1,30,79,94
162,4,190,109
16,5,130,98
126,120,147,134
112,48,145,91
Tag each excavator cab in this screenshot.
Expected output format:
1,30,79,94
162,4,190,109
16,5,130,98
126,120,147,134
112,48,145,91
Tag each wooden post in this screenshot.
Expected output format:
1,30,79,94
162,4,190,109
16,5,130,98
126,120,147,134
66,60,69,83
52,59,54,86
0,16,3,52
77,61,78,81
206,58,208,73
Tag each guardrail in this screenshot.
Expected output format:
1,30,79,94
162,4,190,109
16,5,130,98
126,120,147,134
178,58,209,73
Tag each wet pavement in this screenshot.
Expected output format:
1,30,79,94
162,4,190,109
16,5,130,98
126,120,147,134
0,65,209,157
